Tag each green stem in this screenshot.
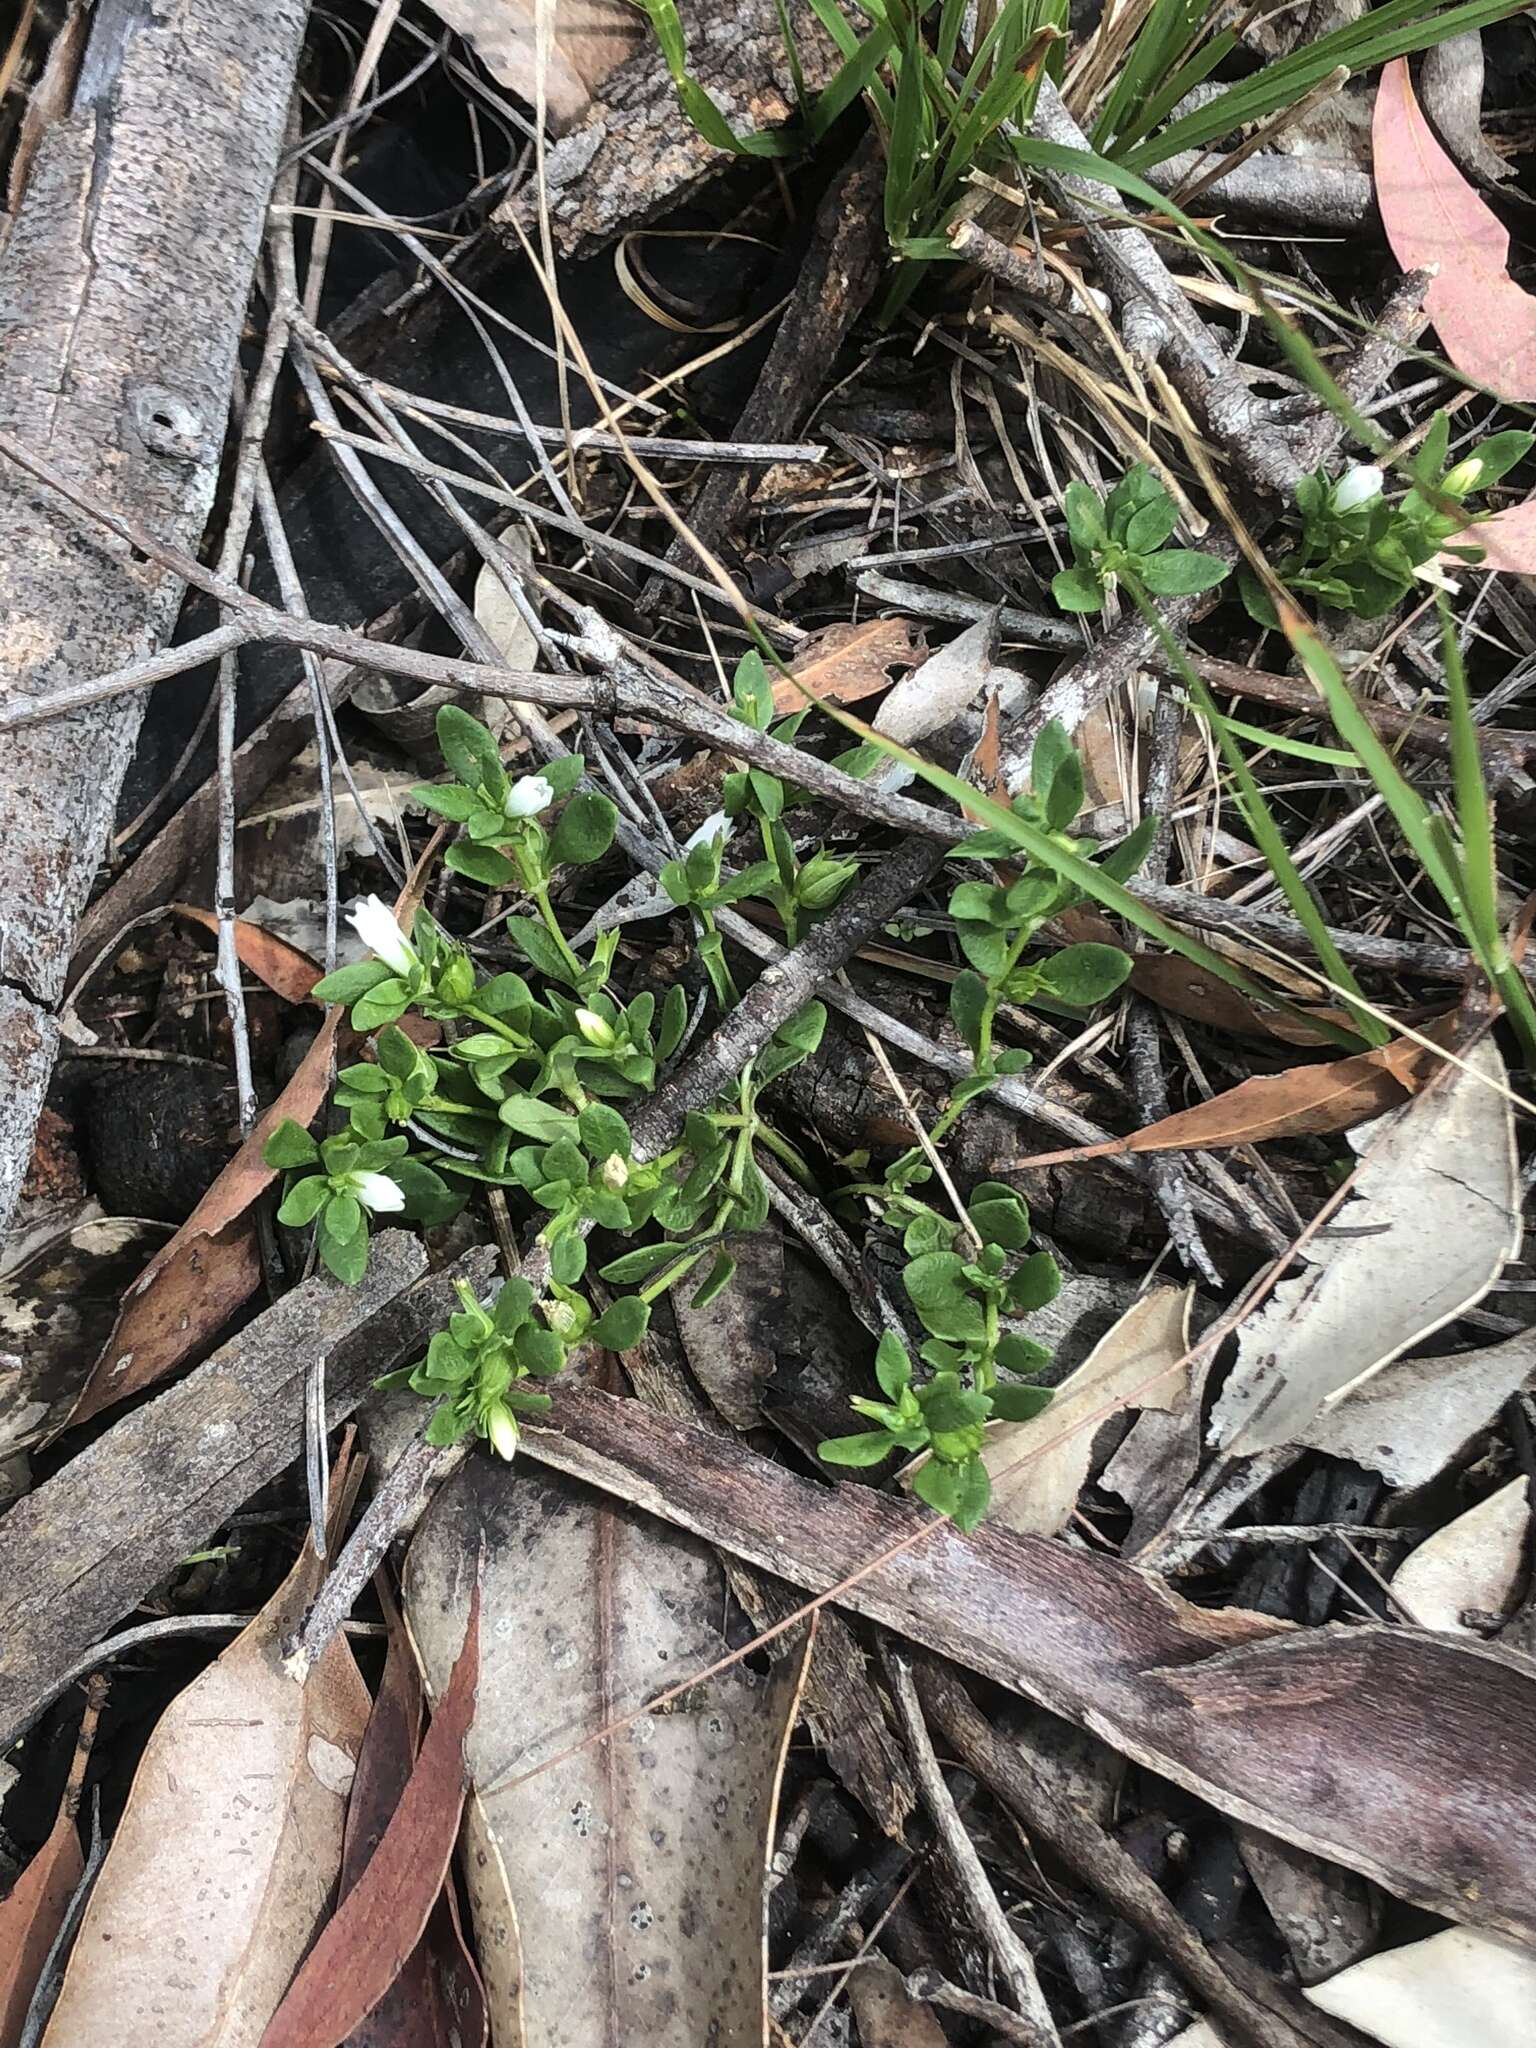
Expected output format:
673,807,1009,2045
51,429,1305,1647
532,885,589,987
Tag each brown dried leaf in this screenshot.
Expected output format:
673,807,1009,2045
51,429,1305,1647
1011,1034,1440,1169
260,1587,481,2048
417,0,640,129
403,1455,811,2046
769,615,923,714
41,1537,370,2047
172,904,323,1006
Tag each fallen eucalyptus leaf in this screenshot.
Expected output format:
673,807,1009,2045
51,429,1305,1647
1392,1478,1529,1634
403,1455,810,2046
1210,1037,1519,1457
42,1531,370,2046
1305,1926,1536,2048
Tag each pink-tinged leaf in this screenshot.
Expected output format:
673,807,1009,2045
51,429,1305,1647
258,1584,482,2048
1373,58,1536,400
1448,499,1536,575
0,1816,83,2048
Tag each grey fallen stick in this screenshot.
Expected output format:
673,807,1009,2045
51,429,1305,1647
0,1237,493,1750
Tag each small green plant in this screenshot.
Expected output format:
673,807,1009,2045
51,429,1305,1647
1051,465,1231,614
378,1273,567,1455
264,1121,457,1284
1241,418,1534,623
818,721,1149,1529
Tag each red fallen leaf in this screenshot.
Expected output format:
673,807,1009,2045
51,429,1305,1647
338,1585,487,2048
769,616,923,714
1446,497,1536,575
0,1681,104,2048
258,1583,481,2048
172,904,324,1006
1373,58,1536,400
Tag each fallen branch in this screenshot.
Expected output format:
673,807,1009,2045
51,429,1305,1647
0,1238,496,1751
514,1384,1536,1945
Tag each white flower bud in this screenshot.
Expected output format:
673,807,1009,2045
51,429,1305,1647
504,774,554,819
347,895,416,976
348,1170,406,1214
1332,464,1383,512
486,1402,519,1459
683,810,728,853
598,1152,629,1191
575,1008,617,1048
1441,457,1483,497
543,1297,577,1336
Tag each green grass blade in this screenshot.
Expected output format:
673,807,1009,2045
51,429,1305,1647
1437,594,1503,962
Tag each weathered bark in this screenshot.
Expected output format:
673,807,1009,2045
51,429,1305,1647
0,0,309,1245
0,1239,500,1752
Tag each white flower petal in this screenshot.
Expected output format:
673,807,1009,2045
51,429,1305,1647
683,809,729,854
504,774,555,819
486,1403,519,1459
1332,464,1384,512
350,1170,406,1214
1413,559,1462,595
346,895,415,976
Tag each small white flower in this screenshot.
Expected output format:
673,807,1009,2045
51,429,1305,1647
347,895,415,977
348,1170,406,1214
683,809,729,854
543,1297,577,1336
504,774,554,819
598,1153,629,1191
1332,464,1384,512
486,1402,519,1460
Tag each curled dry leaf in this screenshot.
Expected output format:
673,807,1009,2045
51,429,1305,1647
416,0,640,129
41,1536,370,2048
1373,57,1536,399
1210,1035,1520,1458
963,1285,1193,1537
873,613,1019,747
1291,1323,1536,1489
259,1587,481,2048
402,1454,811,2047
0,1217,168,1460
769,615,924,715
1392,1478,1529,1635
1010,1032,1438,1169
171,904,324,1006
1305,1926,1536,2048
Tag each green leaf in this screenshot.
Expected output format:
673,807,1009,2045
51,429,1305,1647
446,843,517,888
1135,549,1231,597
311,960,391,1006
913,1454,990,1530
412,781,478,823
541,755,587,800
264,1118,320,1169
949,880,1011,927
498,1095,576,1142
818,1430,900,1469
1005,1250,1061,1314
549,1234,588,1285
874,1331,913,1400
276,1173,329,1226
514,1323,567,1377
991,1383,1053,1423
588,1296,651,1351
550,790,618,867
506,917,578,986
1036,941,1132,1007
352,980,412,1032
436,703,506,797
1052,564,1106,613
1125,494,1180,555
1100,816,1158,885
967,1189,1030,1251
659,859,692,907
601,1241,693,1283
1062,479,1106,554
958,921,1009,978
491,1277,535,1332
578,1102,631,1160
426,1399,472,1447
690,1252,737,1310
318,1215,369,1285
731,649,775,730
657,983,689,1060
374,1025,419,1080
321,1191,364,1245
949,969,989,1057
996,1331,1052,1375
903,1210,954,1257
393,1160,460,1224
903,1250,985,1342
